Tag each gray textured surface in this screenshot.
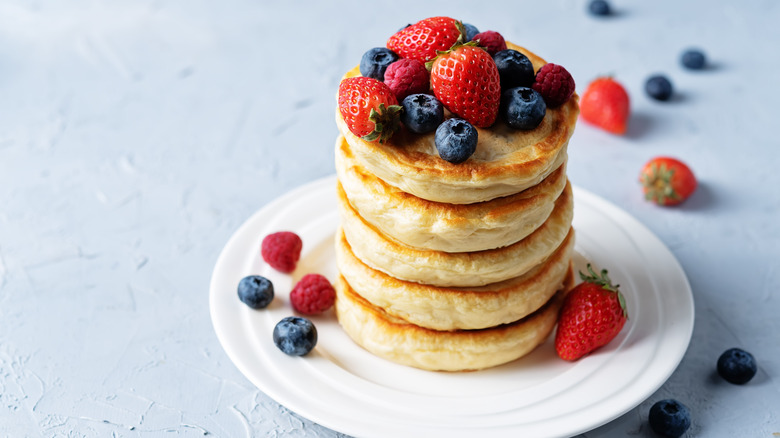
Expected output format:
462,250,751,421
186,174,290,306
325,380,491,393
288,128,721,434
1,0,778,436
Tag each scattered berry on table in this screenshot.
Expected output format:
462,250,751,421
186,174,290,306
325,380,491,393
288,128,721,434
648,399,692,438
383,58,429,101
359,47,399,81
500,87,547,130
401,94,444,134
717,348,758,384
639,157,697,206
555,264,628,361
472,30,507,56
290,273,336,315
462,22,480,41
273,316,318,356
681,48,707,70
493,49,535,90
580,76,630,134
237,275,274,309
430,43,501,127
588,0,611,16
645,74,674,101
261,231,302,273
434,118,478,164
387,16,463,63
338,76,402,143
532,63,576,108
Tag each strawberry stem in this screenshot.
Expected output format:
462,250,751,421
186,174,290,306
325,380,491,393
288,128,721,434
361,103,403,143
641,162,680,205
580,263,628,318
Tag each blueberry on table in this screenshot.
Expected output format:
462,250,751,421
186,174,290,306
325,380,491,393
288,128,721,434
493,49,535,90
645,75,674,101
717,347,757,384
648,399,691,438
500,87,547,130
681,48,707,70
273,316,318,356
401,94,444,134
588,0,611,16
360,47,399,81
434,118,478,164
237,275,274,309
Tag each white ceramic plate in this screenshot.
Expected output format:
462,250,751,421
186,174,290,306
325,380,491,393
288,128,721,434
209,175,694,438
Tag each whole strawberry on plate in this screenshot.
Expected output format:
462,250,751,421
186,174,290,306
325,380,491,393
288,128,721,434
640,157,697,206
387,16,463,63
580,76,630,134
555,264,628,361
338,76,402,143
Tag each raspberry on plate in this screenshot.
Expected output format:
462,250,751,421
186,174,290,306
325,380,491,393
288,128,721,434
290,273,336,314
532,63,576,108
261,231,302,273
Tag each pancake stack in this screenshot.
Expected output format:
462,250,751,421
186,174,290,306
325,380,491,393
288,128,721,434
334,42,579,371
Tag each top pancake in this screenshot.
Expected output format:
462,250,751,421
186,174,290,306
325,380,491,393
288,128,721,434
335,41,579,204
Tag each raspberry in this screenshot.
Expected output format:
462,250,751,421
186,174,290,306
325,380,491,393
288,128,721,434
289,274,335,315
532,63,576,108
261,231,302,273
472,31,507,56
383,58,429,101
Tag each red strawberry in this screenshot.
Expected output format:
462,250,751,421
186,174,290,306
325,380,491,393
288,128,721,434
472,30,507,56
383,58,430,101
430,43,501,127
337,76,402,143
580,77,630,134
640,157,697,206
555,264,628,361
387,16,463,63
532,63,576,108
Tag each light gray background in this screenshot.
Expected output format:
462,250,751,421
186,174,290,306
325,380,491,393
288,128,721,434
1,0,778,436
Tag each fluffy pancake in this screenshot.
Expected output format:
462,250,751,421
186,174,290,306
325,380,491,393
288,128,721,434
336,135,567,252
334,269,573,372
335,226,574,330
335,42,579,205
338,180,574,287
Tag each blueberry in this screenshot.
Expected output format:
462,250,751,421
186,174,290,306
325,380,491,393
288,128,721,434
360,47,399,81
401,94,444,134
645,74,674,101
493,50,535,90
434,119,478,164
463,23,480,41
273,316,317,356
681,49,707,70
717,347,757,384
588,0,611,16
237,275,274,309
500,87,547,130
648,399,691,438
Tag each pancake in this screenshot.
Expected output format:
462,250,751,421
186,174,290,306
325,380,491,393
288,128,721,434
335,226,574,331
338,180,574,287
336,135,568,252
335,42,579,205
334,269,573,372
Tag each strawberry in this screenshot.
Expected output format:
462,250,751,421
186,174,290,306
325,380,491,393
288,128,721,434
429,42,501,127
337,76,402,143
640,157,697,206
580,77,630,134
555,264,628,361
387,16,463,63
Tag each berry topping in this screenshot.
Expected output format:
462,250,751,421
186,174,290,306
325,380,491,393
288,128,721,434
359,47,399,81
237,275,274,309
401,94,444,134
681,48,707,70
434,118,478,164
383,58,430,101
493,49,535,90
472,30,507,56
462,22,480,41
273,316,318,356
430,43,501,127
588,0,611,16
289,273,336,315
532,63,576,108
387,16,463,63
640,157,697,206
648,399,692,438
580,76,630,134
338,76,402,143
261,231,302,273
500,87,547,130
645,74,674,101
717,348,758,384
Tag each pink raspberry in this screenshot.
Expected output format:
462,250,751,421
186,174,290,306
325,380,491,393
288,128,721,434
261,231,302,273
532,63,576,108
383,58,429,101
289,274,335,315
472,31,507,56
